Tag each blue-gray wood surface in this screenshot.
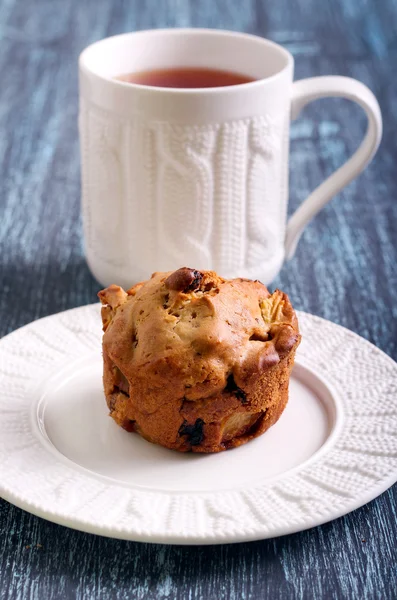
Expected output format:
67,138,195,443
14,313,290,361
1,0,396,598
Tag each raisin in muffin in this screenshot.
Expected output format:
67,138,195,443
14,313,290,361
98,268,300,453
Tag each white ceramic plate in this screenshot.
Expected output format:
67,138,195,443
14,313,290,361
0,305,396,545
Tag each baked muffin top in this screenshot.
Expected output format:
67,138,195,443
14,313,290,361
99,268,300,401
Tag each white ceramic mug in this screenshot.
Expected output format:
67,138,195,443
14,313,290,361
79,29,382,288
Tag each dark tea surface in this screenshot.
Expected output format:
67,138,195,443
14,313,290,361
116,67,255,88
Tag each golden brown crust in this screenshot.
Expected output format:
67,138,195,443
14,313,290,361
99,267,300,452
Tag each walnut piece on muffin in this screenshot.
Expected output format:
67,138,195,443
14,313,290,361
98,267,300,453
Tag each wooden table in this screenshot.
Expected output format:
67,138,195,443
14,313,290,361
0,0,396,597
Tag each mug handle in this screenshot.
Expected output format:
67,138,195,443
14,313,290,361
285,76,382,259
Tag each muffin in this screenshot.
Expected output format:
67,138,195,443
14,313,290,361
98,268,300,453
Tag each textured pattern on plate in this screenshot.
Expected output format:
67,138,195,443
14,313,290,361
80,101,286,276
0,305,396,544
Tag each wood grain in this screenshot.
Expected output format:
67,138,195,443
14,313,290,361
0,0,396,598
